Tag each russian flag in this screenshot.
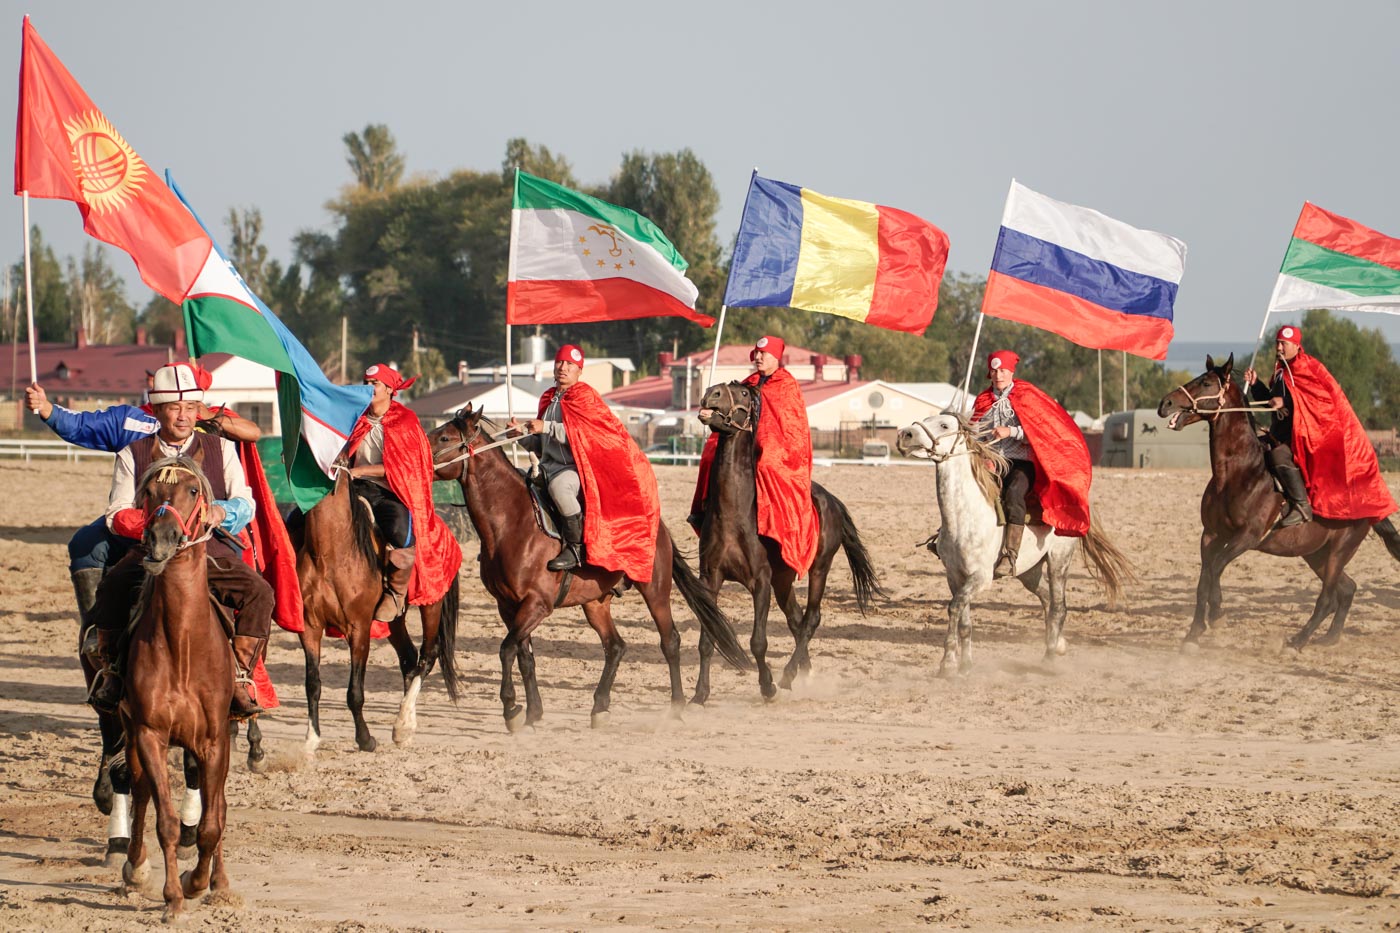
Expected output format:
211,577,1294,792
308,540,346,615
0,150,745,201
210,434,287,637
983,181,1186,360
723,173,949,335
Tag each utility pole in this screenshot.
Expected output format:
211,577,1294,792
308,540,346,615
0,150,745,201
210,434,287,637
339,316,348,382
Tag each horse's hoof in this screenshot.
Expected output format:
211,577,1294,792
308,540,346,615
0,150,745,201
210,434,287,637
590,710,610,729
356,735,378,753
504,706,528,734
761,685,779,703
1054,637,1068,656
122,858,149,885
162,903,187,924
391,724,415,747
248,751,269,774
180,869,209,900
1179,639,1201,655
1314,633,1342,647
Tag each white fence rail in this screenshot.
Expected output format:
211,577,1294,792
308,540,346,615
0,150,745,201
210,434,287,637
0,439,112,462
644,452,929,468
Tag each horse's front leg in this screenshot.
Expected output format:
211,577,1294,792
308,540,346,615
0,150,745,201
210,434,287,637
749,571,777,700
1186,535,1229,644
346,623,377,752
134,728,183,919
941,574,975,677
776,564,813,690
244,716,266,773
500,598,547,732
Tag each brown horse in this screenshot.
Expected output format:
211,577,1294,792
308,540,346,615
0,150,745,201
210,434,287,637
427,405,749,731
294,466,460,757
118,456,237,920
1158,354,1400,648
692,382,883,702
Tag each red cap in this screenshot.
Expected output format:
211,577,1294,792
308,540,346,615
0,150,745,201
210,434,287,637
987,350,1019,375
1275,324,1302,346
364,363,416,393
192,363,214,392
750,335,786,362
555,344,585,366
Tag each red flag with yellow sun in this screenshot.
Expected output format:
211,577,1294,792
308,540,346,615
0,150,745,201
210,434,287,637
14,15,207,305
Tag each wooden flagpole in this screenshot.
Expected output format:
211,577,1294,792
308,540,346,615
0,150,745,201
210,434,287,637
21,192,38,385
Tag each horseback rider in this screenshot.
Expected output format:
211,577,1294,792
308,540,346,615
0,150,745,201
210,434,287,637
88,362,273,719
343,363,462,620
1244,324,1397,526
513,345,661,580
26,370,264,646
691,335,819,576
972,350,1093,578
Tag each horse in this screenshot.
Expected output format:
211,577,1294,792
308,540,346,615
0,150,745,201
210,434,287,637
1157,354,1400,648
118,456,240,919
896,412,1133,675
426,404,750,731
690,381,883,702
294,465,460,757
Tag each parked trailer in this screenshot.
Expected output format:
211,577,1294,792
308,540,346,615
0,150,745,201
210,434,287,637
1098,409,1210,468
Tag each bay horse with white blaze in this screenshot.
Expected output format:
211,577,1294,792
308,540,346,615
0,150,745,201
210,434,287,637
896,413,1134,675
692,381,883,702
1158,354,1400,648
118,456,238,920
294,465,460,757
427,405,750,731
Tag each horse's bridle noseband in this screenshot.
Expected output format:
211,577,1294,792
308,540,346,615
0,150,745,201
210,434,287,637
143,463,213,551
432,416,522,471
901,419,970,463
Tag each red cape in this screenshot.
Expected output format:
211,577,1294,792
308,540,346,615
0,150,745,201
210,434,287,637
973,380,1092,537
539,384,660,582
347,401,462,605
1282,353,1397,522
693,369,819,575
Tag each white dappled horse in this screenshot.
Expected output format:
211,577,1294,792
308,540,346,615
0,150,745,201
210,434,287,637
896,413,1132,675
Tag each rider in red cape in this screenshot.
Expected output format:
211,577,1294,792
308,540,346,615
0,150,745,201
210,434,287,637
521,345,660,582
344,364,462,614
1246,325,1397,523
691,335,820,576
972,350,1092,567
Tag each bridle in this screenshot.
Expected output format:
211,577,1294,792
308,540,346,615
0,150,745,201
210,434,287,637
1170,374,1267,421
900,418,972,464
431,417,524,471
702,383,754,434
142,462,213,551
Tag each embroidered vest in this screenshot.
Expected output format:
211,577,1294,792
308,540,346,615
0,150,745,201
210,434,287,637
130,432,229,501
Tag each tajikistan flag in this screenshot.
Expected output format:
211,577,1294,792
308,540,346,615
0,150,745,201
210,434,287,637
168,172,373,511
507,170,712,326
1268,203,1400,315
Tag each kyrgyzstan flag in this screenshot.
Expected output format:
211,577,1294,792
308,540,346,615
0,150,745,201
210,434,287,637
14,16,209,305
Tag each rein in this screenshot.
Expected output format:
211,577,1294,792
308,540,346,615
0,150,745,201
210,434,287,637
1173,379,1272,418
432,425,525,468
705,384,754,433
144,463,214,552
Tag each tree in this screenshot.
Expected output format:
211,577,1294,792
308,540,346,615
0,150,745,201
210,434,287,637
1258,310,1400,429
136,294,182,346
500,137,576,188
342,124,405,193
9,227,71,341
226,207,271,297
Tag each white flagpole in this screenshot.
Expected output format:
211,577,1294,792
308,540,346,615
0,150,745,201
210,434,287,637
705,304,728,389
1249,298,1278,374
21,192,38,384
1097,349,1103,418
957,312,988,412
505,323,514,423
1121,350,1128,412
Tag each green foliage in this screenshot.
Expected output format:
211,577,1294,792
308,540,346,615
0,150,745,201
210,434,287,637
226,207,271,297
8,227,69,341
342,124,405,193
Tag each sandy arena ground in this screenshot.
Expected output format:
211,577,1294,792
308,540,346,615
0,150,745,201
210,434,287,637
2,459,1399,931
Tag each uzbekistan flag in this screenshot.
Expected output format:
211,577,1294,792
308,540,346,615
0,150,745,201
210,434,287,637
507,171,711,326
14,16,207,305
983,180,1186,360
1267,203,1400,315
169,174,373,512
723,173,950,335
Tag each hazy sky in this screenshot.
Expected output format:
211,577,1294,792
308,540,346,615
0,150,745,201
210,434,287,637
6,0,1400,347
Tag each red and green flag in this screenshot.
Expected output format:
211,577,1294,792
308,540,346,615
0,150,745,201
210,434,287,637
507,170,712,326
1267,203,1400,315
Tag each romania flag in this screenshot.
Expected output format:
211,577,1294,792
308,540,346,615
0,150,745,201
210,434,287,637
722,173,950,335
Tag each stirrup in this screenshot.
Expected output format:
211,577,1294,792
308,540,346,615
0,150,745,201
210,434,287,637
88,666,123,714
229,672,263,722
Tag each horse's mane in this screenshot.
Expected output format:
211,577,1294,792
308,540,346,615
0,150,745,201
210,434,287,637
947,412,1008,508
347,483,380,569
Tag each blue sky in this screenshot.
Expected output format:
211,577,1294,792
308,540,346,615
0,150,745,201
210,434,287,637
6,0,1400,346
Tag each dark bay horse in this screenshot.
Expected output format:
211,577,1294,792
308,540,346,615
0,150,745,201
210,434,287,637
427,405,750,731
119,457,238,919
295,466,460,757
1158,354,1400,648
692,382,883,702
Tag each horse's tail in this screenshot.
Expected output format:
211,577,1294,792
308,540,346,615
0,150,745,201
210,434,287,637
831,494,885,616
437,576,461,702
1372,516,1400,562
670,540,752,671
1078,515,1137,610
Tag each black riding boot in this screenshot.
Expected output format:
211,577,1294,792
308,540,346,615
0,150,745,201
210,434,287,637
994,523,1024,578
548,513,585,571
72,568,104,663
1273,463,1314,528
